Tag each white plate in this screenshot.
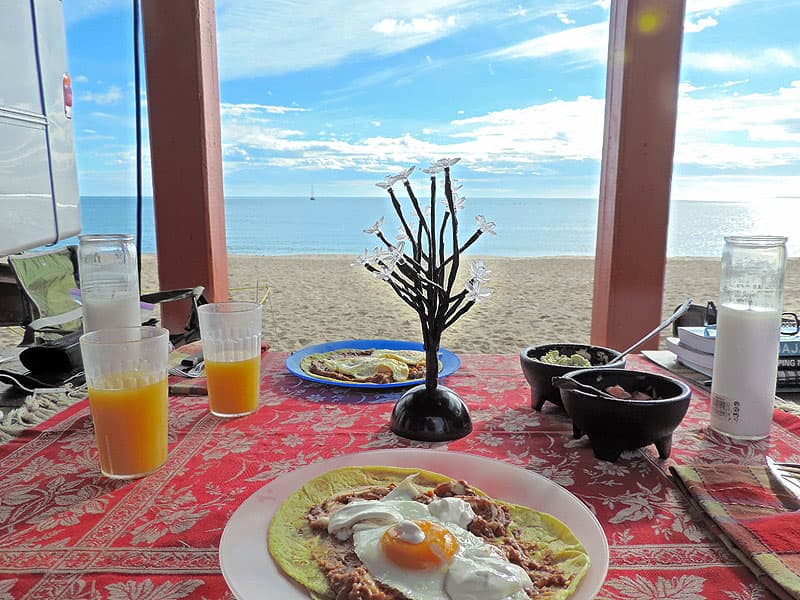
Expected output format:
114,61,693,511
219,449,609,599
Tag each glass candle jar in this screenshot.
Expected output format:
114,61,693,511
710,235,788,439
78,234,141,333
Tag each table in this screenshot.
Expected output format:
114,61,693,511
1,352,798,599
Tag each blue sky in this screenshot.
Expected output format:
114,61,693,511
64,0,800,200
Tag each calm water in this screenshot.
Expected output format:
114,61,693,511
64,196,800,258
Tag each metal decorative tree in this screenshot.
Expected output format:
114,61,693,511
358,158,495,441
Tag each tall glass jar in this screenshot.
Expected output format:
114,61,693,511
78,234,141,333
710,235,787,439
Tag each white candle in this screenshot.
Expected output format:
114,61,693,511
710,303,782,439
82,293,141,333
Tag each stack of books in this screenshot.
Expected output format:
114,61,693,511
665,329,714,377
666,326,800,390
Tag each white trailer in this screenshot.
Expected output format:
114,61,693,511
0,0,80,256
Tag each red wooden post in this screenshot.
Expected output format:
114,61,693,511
140,0,229,332
591,0,686,350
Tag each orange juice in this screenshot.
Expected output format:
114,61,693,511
205,356,261,416
88,376,168,478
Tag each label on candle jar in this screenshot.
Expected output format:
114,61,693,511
710,392,740,423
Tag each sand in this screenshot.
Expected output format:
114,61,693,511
159,254,800,354
3,255,800,354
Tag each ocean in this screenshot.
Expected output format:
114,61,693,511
65,196,800,258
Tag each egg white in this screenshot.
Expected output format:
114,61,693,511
350,500,531,600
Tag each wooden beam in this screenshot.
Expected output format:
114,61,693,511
140,0,229,332
591,0,686,350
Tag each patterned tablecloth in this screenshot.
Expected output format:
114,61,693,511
2,352,800,599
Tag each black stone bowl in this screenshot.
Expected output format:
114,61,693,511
520,343,625,411
555,368,692,462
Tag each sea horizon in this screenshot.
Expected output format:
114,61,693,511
61,195,800,259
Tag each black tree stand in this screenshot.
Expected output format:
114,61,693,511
361,159,494,442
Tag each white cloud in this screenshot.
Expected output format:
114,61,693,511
486,22,608,64
679,82,705,94
448,96,605,166
215,75,800,181
684,15,718,33
74,74,89,84
675,81,800,167
685,0,742,13
556,12,576,25
214,1,610,81
372,15,456,35
220,103,309,117
684,48,800,73
686,53,752,72
80,86,123,105
216,1,479,80
79,129,116,141
215,1,682,81
218,95,605,174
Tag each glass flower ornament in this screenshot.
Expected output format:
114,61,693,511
357,159,497,442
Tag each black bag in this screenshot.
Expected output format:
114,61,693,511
141,286,208,347
0,330,85,391
672,301,717,336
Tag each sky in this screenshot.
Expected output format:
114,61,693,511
63,0,800,200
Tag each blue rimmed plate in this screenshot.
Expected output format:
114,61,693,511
285,339,460,389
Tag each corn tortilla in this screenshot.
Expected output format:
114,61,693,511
268,465,591,599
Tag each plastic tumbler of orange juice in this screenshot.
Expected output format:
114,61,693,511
79,327,170,479
198,302,263,417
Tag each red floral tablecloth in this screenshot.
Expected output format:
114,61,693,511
2,353,800,599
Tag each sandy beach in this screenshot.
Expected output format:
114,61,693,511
3,255,800,354
160,255,800,354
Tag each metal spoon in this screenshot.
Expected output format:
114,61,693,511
615,298,694,361
552,376,620,400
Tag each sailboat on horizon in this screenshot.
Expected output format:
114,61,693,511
310,185,316,201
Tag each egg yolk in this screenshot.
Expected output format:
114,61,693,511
380,520,459,570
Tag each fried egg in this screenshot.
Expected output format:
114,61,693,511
318,355,411,381
300,349,438,383
371,349,427,365
328,476,531,600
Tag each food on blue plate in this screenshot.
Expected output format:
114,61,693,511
268,466,591,600
300,348,437,384
539,350,592,367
